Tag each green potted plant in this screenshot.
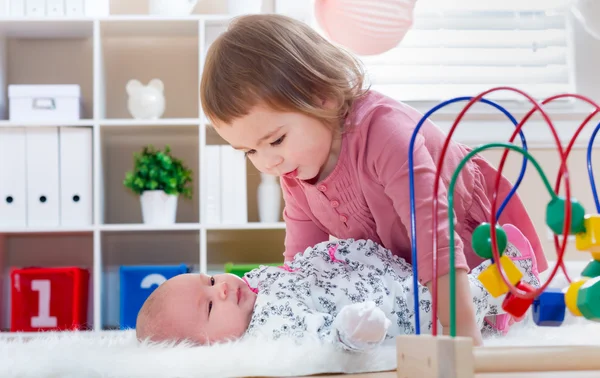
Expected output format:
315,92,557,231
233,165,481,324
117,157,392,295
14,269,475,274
123,145,192,225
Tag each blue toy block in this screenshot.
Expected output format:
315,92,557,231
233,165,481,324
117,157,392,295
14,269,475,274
532,288,566,327
119,264,190,329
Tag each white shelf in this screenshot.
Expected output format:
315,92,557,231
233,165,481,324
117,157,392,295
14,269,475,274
100,18,199,38
99,118,200,127
0,12,286,335
0,18,94,38
205,222,286,230
0,120,94,127
0,15,233,39
0,226,94,234
99,223,201,232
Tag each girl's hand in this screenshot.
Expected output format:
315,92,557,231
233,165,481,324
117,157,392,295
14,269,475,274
427,270,483,346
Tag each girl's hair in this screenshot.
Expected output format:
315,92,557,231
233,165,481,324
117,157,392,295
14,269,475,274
200,14,367,129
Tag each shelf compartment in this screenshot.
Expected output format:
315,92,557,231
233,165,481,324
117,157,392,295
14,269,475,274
1,33,94,121
0,18,94,38
0,233,95,332
100,230,200,330
100,18,199,38
206,228,285,268
100,21,199,119
99,118,200,127
100,125,199,225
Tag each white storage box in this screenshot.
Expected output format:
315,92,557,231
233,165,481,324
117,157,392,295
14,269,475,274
9,84,82,122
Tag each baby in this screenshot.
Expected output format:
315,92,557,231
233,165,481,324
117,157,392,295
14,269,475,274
136,236,539,350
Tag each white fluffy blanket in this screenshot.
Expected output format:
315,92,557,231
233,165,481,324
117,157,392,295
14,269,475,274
2,262,599,378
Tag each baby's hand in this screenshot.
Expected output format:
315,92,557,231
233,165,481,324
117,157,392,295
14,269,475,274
334,301,391,350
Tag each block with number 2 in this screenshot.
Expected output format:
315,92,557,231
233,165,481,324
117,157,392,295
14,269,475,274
10,267,90,332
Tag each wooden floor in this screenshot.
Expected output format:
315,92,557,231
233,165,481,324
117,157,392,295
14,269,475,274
286,370,600,377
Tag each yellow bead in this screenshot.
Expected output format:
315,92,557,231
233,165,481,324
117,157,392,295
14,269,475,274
563,278,589,316
477,255,524,298
576,214,600,253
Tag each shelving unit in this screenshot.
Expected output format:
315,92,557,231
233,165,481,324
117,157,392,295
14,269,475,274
0,11,287,333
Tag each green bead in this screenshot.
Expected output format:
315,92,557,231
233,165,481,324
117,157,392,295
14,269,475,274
582,259,600,278
472,223,507,259
577,276,600,321
546,196,586,235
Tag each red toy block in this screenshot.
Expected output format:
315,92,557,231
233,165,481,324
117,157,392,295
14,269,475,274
501,281,535,318
10,267,90,332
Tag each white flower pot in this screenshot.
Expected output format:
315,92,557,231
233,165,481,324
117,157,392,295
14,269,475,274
140,190,178,225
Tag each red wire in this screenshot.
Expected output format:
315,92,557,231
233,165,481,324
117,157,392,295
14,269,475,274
551,101,599,284
431,87,570,335
490,93,600,299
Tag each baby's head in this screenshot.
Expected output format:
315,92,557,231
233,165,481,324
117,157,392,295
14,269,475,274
200,14,367,180
135,273,257,345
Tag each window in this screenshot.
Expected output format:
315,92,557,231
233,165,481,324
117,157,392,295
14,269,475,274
315,0,573,104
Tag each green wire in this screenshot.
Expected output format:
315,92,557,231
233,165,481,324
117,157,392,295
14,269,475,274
447,142,557,336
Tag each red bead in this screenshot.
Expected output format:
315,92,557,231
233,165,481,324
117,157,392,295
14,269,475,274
501,281,535,318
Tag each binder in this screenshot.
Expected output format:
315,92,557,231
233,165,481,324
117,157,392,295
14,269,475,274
0,128,27,227
220,146,247,224
26,127,60,227
59,127,92,226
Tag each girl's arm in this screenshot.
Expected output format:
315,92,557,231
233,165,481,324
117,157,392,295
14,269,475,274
426,269,483,346
364,107,480,341
280,179,329,262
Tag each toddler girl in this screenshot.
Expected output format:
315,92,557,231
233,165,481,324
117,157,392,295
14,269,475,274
136,237,540,349
199,14,547,344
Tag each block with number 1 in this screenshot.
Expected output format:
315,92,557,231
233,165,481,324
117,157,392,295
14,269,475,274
10,267,89,332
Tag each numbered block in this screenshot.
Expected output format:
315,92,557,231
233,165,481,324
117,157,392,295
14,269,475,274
10,267,90,332
119,264,190,330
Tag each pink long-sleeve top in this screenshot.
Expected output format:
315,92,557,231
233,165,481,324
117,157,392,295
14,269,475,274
280,90,548,285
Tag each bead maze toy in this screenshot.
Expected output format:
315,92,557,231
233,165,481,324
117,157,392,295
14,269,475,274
397,87,600,377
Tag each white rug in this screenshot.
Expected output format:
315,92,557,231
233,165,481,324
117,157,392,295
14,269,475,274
1,261,598,378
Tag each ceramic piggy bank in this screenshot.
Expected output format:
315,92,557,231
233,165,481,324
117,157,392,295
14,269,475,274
126,79,166,119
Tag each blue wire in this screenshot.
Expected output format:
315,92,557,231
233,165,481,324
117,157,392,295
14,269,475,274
409,96,527,335
587,122,600,213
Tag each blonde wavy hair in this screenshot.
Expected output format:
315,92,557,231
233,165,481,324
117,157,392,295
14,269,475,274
200,14,367,130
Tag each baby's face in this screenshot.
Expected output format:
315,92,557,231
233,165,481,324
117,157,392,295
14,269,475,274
153,273,257,344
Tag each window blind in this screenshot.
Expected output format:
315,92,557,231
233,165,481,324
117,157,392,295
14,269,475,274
358,0,573,103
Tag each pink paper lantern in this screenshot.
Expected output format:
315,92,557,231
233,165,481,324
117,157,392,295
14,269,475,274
314,0,417,56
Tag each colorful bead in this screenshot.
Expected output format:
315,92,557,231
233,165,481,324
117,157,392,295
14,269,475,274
576,214,600,253
582,259,600,279
501,281,535,318
546,196,586,235
532,288,566,327
563,278,589,317
472,223,507,260
577,276,600,321
477,255,523,298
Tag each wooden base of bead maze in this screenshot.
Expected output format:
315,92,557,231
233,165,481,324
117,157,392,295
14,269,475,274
396,335,600,377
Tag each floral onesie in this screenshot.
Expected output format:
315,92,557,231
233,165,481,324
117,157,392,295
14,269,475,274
242,238,539,350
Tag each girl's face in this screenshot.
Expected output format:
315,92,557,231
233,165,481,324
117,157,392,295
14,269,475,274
214,104,341,183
